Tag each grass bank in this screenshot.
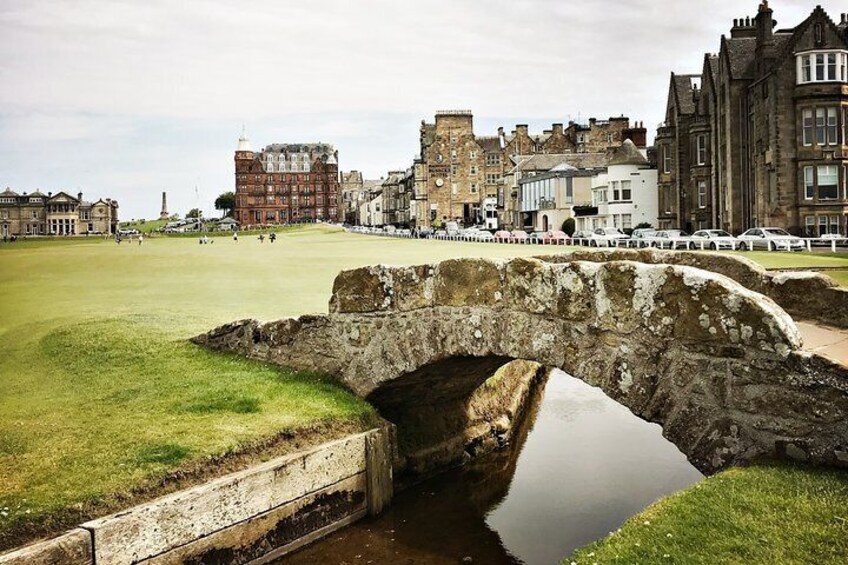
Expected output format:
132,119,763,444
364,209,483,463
0,227,554,548
1,228,846,550
567,463,848,564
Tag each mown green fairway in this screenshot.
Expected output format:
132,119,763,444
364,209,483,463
567,463,848,564
0,227,552,546
1,228,847,551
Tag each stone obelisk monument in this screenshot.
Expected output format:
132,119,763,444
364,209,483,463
159,191,169,220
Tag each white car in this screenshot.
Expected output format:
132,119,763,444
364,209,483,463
691,229,738,250
738,227,805,251
645,229,693,250
474,231,495,242
590,227,629,247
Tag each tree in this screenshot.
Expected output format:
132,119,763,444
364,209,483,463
215,192,235,218
635,222,653,230
561,217,576,236
186,208,202,219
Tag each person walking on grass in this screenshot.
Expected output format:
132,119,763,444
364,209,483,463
258,233,265,243
269,232,276,243
233,231,238,243
138,234,144,246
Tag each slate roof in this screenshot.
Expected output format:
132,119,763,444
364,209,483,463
609,139,648,167
724,37,756,79
507,153,609,174
672,73,700,115
476,136,501,152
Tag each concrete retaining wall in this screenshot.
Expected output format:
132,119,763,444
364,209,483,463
0,428,393,565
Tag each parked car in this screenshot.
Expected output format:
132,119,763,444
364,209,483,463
571,230,595,245
645,229,693,249
494,230,513,241
628,228,656,248
540,230,569,244
591,227,629,247
511,230,530,243
475,231,495,242
690,229,738,250
737,227,805,251
383,225,397,234
118,228,139,236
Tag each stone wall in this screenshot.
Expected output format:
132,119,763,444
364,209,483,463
194,257,848,475
0,429,393,565
535,248,848,328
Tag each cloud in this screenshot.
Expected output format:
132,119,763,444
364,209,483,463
0,0,843,218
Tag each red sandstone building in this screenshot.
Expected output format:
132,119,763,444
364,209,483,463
233,132,340,226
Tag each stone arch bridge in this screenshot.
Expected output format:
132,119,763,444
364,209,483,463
194,256,848,475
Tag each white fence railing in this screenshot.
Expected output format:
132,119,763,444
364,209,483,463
345,229,848,253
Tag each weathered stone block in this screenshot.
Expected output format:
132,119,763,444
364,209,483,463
0,529,91,565
84,434,367,565
433,258,504,307
137,474,367,565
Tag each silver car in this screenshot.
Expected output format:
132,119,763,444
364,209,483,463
691,229,738,250
738,227,805,251
645,229,693,249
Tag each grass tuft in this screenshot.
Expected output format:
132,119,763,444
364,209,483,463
134,443,192,466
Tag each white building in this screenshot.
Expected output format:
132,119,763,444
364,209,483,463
359,188,384,227
576,140,658,232
518,163,596,232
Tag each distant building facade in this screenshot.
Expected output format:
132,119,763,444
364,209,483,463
413,110,647,229
233,132,340,226
658,2,848,235
0,188,118,237
577,140,659,232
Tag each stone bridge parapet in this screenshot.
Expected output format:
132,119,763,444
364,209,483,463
194,257,848,475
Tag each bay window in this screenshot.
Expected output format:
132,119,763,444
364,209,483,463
801,106,841,146
797,51,848,84
804,166,815,200
696,134,707,165
802,109,813,146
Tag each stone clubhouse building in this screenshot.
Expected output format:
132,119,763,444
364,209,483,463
657,1,848,236
0,188,119,237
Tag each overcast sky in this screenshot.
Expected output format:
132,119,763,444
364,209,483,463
0,1,843,219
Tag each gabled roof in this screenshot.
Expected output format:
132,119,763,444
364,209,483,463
722,36,756,80
772,6,847,70
609,139,648,166
47,191,79,202
507,153,609,174
672,73,700,115
476,136,501,153
0,187,19,197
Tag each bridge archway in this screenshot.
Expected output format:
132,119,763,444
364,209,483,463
195,257,848,475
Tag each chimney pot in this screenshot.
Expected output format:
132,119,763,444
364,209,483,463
734,18,738,26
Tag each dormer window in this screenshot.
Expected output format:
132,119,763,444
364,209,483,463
797,51,848,84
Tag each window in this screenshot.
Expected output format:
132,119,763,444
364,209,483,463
621,214,632,229
797,51,848,84
470,165,478,175
486,154,501,166
818,165,839,199
254,210,261,222
1,210,7,219
610,180,620,201
696,134,707,165
470,183,478,194
663,145,672,173
451,165,457,176
827,107,839,145
802,109,814,146
470,151,477,159
816,108,826,145
805,215,816,236
31,210,38,219
698,180,707,208
621,180,631,201
485,173,500,184
804,166,815,199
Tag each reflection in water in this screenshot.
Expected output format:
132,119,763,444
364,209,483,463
278,370,703,565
